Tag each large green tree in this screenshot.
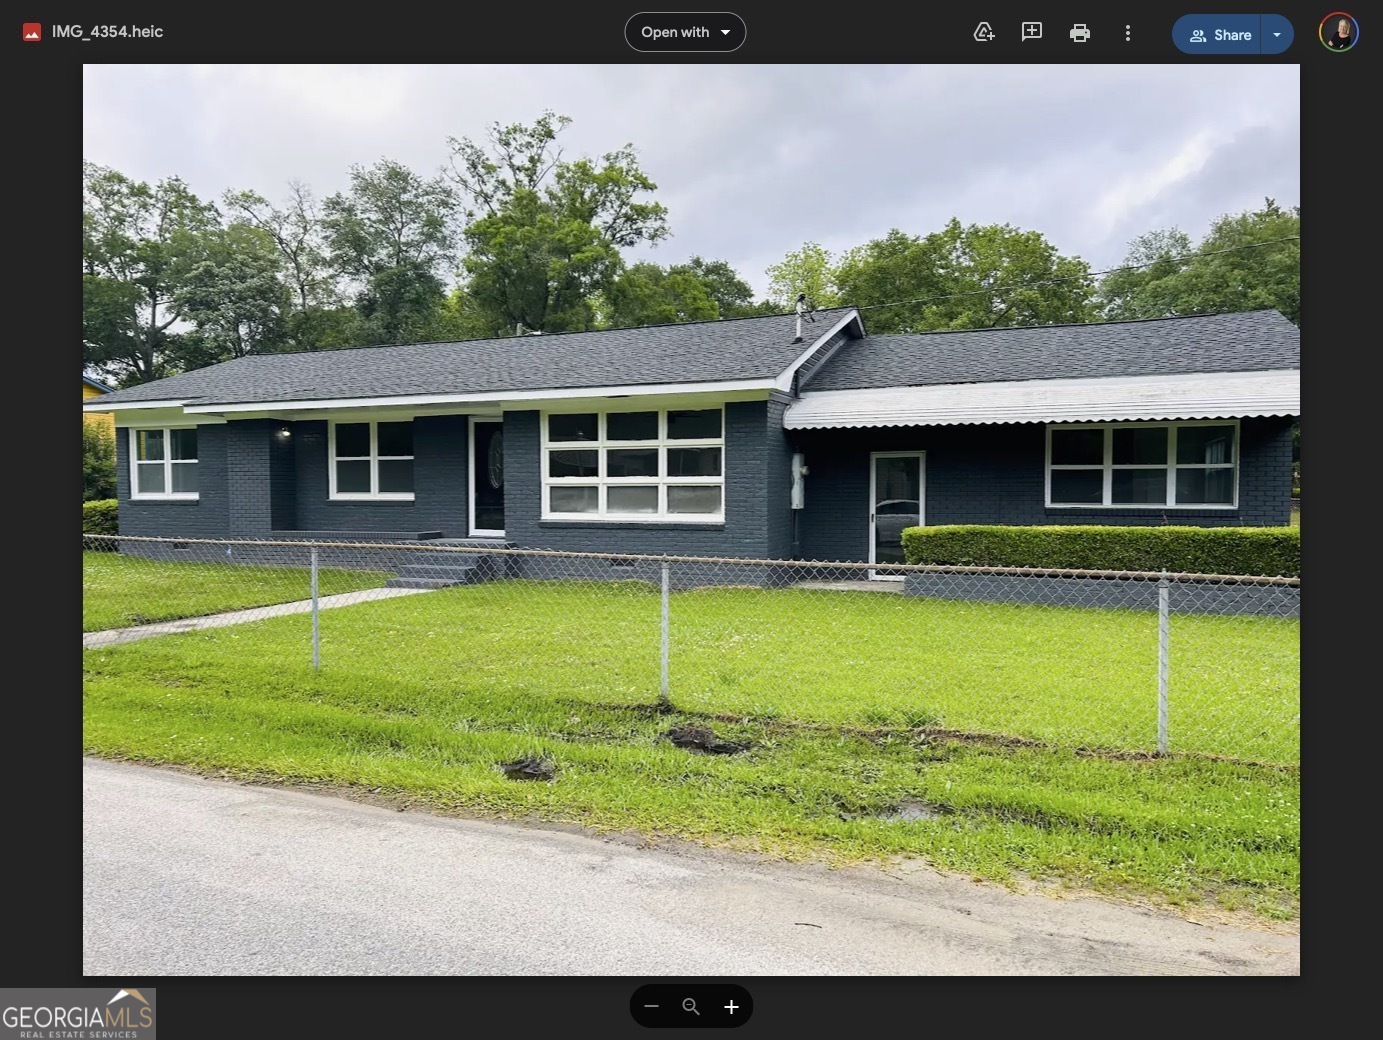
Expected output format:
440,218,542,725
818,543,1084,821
322,159,460,345
174,223,291,365
765,242,840,311
603,257,771,328
678,256,776,318
83,162,220,384
605,262,718,328
1098,199,1300,324
835,220,1097,332
222,181,343,350
447,111,670,335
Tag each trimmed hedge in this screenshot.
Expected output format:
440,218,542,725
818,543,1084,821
83,499,119,536
901,524,1299,577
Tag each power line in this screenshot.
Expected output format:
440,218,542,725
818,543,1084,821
850,235,1300,313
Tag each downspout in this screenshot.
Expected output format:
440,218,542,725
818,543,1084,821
791,461,802,559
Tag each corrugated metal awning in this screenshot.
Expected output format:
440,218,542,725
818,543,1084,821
783,369,1300,429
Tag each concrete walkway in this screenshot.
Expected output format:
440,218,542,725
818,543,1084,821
83,587,429,649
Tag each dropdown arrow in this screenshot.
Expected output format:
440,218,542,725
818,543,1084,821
722,28,731,34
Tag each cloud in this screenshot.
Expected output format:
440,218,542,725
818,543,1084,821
83,63,1299,298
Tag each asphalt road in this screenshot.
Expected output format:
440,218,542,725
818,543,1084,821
82,758,1299,976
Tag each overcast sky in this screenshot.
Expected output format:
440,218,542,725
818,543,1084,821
83,64,1299,299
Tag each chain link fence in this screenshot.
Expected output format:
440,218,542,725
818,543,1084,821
83,535,1300,765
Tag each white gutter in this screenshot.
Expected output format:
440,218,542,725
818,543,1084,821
83,399,189,411
181,378,778,414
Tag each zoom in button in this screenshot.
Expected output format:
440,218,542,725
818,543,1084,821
625,12,747,52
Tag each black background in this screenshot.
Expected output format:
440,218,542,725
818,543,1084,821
13,0,1352,1028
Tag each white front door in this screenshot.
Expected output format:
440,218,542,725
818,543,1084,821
869,452,925,579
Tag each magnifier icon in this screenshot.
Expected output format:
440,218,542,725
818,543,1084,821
682,998,700,1016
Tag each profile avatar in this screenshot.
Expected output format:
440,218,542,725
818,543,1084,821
1320,13,1358,50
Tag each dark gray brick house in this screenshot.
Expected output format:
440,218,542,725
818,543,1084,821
86,307,1299,573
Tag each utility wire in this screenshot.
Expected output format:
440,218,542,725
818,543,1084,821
849,235,1300,313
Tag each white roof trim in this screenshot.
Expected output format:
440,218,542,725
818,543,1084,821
782,369,1301,429
171,379,775,414
84,399,189,411
771,309,862,391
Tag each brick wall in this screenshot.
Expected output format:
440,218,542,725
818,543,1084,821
114,423,231,537
795,416,1296,563
114,409,1291,563
227,419,275,536
765,394,795,560
504,400,777,559
292,415,471,535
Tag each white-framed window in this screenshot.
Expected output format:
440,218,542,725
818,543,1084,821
129,426,199,500
329,419,415,500
542,408,724,521
1046,420,1239,508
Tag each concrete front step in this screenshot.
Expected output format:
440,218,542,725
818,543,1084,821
271,529,446,542
400,552,500,567
395,562,490,579
386,576,477,590
384,553,505,589
424,538,514,548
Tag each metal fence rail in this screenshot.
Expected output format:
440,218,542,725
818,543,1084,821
82,534,1300,765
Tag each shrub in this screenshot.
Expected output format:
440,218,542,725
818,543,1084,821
900,524,1299,577
83,423,116,501
83,499,119,536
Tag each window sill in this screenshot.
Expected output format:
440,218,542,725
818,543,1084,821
539,520,726,531
129,495,200,503
1044,505,1238,512
327,496,416,503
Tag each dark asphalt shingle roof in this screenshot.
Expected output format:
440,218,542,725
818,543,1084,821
93,309,858,406
92,308,1299,408
803,310,1299,391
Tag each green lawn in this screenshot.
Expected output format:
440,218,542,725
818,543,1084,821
82,668,1300,919
85,579,1295,762
83,575,1300,918
83,551,389,632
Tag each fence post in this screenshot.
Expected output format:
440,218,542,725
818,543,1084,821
311,546,321,671
660,560,671,709
1157,570,1169,755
